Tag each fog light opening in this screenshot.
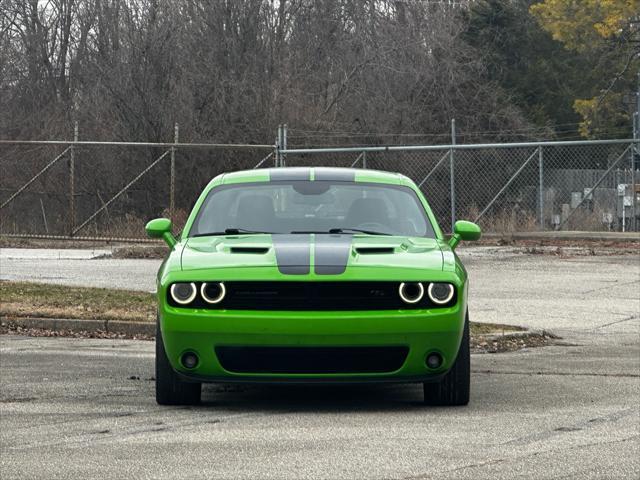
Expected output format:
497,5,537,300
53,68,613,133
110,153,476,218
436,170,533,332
181,352,199,369
426,352,443,370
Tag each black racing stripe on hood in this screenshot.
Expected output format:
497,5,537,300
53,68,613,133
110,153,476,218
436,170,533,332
269,168,310,181
272,234,311,275
314,168,356,182
314,234,353,275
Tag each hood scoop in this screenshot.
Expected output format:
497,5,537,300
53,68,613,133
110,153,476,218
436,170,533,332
355,247,395,255
230,246,270,254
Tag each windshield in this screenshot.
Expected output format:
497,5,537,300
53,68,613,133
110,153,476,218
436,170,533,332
189,181,435,238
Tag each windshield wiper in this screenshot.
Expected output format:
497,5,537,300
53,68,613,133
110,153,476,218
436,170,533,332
191,228,272,237
290,228,391,235
289,228,389,235
328,228,391,236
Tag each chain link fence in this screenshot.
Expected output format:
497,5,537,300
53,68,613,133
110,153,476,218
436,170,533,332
0,136,275,241
1,129,638,241
281,139,639,234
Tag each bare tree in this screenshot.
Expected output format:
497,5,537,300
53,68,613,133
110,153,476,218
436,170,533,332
0,0,533,234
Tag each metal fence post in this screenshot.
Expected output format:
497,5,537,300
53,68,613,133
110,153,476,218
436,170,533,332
275,125,282,167
632,72,639,231
69,121,78,236
615,168,620,231
170,123,178,218
363,151,367,169
282,124,287,167
273,126,277,167
632,141,637,232
538,146,544,229
450,119,456,232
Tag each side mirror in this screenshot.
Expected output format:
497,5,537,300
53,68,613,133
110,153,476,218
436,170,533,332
448,220,481,249
145,218,177,248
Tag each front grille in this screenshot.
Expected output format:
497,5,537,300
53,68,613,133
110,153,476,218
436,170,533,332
168,281,455,310
215,346,409,374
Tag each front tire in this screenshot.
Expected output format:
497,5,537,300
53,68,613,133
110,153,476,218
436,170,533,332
156,321,201,405
423,313,470,406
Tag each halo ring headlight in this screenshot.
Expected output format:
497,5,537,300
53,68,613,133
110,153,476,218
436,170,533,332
201,282,226,304
170,282,197,305
427,283,455,305
399,282,425,304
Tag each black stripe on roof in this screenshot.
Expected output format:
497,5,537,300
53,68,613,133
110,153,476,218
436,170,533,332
314,168,356,182
269,168,311,181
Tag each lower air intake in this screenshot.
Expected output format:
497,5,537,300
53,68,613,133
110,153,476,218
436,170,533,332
215,346,409,374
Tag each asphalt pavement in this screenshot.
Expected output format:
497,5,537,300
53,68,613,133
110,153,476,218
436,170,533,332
1,247,639,479
0,247,159,291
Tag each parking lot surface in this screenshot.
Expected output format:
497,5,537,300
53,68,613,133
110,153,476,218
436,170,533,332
0,247,158,292
1,248,639,479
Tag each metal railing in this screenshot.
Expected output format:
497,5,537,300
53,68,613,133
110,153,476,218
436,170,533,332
1,125,638,242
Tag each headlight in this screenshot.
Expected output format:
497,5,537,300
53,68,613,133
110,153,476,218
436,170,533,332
170,282,197,305
427,283,455,305
399,282,425,304
201,282,226,304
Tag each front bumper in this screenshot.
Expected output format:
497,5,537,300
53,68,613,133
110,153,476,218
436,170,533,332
159,304,467,383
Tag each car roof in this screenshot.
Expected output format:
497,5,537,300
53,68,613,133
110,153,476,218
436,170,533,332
219,167,412,186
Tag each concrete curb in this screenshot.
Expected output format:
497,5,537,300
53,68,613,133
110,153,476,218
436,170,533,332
478,328,559,340
2,316,556,343
1,317,155,336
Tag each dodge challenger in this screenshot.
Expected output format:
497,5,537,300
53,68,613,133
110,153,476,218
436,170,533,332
146,167,481,406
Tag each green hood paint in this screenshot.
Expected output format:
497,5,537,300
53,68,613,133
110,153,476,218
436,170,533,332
180,234,445,274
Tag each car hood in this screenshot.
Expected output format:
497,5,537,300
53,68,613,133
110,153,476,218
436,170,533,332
181,234,444,274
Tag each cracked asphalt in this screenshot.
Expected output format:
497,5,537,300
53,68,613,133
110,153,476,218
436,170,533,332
1,247,639,479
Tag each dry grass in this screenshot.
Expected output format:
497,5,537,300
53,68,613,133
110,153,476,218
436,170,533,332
462,204,619,234
100,213,148,238
470,331,556,353
111,244,169,259
464,204,539,234
108,208,188,238
0,281,155,323
21,208,191,240
564,206,611,231
470,322,524,335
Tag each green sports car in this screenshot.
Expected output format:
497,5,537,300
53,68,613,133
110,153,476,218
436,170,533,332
146,167,481,406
